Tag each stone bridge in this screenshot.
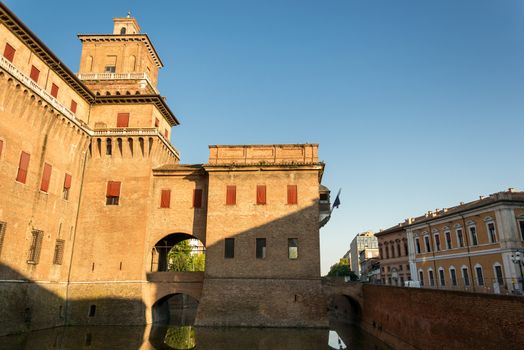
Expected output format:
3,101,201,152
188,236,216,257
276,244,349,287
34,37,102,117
146,271,204,323
321,278,364,321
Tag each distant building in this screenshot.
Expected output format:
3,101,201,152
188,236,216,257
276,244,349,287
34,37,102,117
359,248,379,281
349,231,378,277
407,189,524,294
375,224,410,286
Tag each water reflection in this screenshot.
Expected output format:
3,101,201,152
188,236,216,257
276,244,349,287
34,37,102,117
0,322,392,350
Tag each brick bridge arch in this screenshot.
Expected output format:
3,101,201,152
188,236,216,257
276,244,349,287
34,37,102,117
322,278,364,322
145,232,205,323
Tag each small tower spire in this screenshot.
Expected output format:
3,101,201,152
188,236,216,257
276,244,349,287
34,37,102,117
127,11,131,18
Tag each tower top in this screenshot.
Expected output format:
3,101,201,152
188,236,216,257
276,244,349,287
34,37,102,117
113,15,140,35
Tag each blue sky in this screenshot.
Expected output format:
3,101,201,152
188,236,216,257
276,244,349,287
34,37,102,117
5,0,523,274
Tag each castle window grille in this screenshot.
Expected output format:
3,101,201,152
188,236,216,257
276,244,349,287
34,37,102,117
27,230,43,264
288,238,298,259
224,238,235,258
53,240,65,265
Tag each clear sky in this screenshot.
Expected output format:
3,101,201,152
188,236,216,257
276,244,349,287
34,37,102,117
5,0,523,274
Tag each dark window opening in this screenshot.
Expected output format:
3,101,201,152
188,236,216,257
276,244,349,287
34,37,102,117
88,305,96,317
476,267,484,286
463,268,470,286
224,238,235,258
104,65,116,73
106,138,112,155
495,265,504,285
439,269,445,286
120,27,126,35
256,238,266,259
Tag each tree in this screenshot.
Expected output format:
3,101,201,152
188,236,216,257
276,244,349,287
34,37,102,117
327,261,358,280
168,240,205,272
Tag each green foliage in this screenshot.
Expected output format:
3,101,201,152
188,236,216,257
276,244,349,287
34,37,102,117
163,326,196,349
167,240,205,272
327,261,359,280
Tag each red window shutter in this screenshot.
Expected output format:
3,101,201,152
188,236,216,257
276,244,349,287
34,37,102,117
106,181,121,197
287,185,297,204
70,100,77,114
155,118,159,127
64,174,72,189
164,129,168,138
226,185,236,205
256,185,266,205
40,163,52,192
160,189,171,208
51,83,59,98
117,113,130,127
3,43,15,62
0,139,3,158
30,66,40,82
193,189,203,208
16,152,30,183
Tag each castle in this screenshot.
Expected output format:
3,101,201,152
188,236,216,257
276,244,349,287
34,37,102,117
0,3,331,335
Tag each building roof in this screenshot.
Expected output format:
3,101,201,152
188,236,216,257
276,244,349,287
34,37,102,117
376,189,524,235
0,3,95,102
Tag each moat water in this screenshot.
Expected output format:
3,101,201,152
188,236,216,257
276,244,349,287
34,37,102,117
0,321,392,350
0,301,392,350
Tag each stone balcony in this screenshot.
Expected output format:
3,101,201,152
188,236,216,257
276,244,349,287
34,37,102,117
77,72,158,94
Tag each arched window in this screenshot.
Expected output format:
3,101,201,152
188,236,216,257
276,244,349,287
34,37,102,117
449,266,457,286
428,268,435,287
474,264,484,286
418,269,424,286
438,267,446,287
461,265,470,287
467,221,478,246
484,217,497,243
493,262,504,286
120,27,126,35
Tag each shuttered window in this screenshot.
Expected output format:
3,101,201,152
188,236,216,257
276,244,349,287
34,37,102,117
160,189,171,208
27,230,43,264
193,189,203,208
155,118,159,127
117,113,130,127
70,100,77,114
63,174,72,200
106,181,121,205
16,152,30,184
51,83,59,98
0,222,6,258
256,185,266,205
287,185,298,205
3,43,15,62
53,240,65,265
164,129,168,139
226,185,236,205
0,139,3,158
40,163,52,192
30,65,40,82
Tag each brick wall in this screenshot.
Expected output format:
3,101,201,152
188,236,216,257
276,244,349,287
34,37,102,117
360,285,524,350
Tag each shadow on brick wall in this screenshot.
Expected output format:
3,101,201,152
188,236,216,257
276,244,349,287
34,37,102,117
0,263,146,337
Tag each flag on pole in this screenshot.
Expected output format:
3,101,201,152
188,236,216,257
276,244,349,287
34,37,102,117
332,188,341,210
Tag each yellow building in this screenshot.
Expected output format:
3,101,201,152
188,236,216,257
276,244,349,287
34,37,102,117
406,189,524,294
